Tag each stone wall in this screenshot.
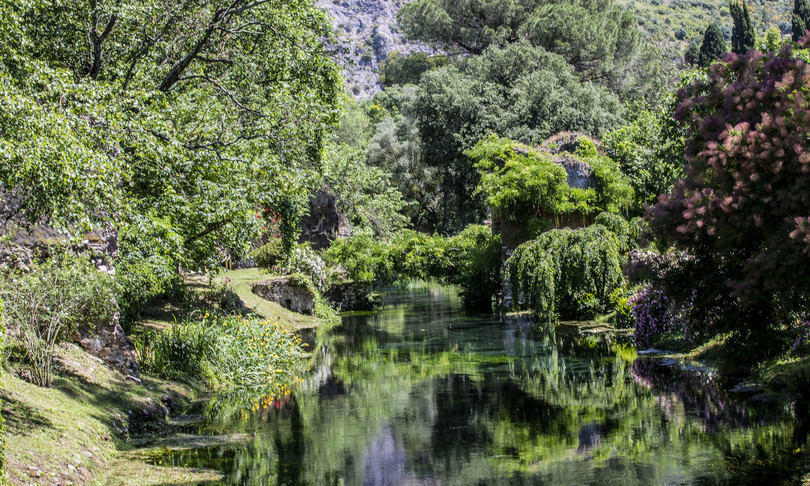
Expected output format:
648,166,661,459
251,277,315,315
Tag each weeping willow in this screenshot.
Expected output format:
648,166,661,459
505,225,625,320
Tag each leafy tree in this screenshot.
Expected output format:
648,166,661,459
602,109,685,213
469,135,633,227
0,0,342,320
699,23,727,66
322,144,409,237
793,0,810,42
648,43,810,362
398,0,659,99
504,225,625,320
684,38,701,66
760,26,784,52
381,52,450,87
414,42,625,231
730,1,756,54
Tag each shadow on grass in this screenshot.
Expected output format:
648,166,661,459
2,391,53,436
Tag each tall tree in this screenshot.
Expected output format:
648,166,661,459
413,42,624,231
649,42,810,362
398,0,660,99
730,1,756,54
0,0,341,317
793,0,810,42
698,23,727,66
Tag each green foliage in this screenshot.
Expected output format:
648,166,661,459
684,38,701,66
322,144,408,237
414,42,626,231
0,250,117,387
762,26,785,52
451,225,502,309
470,136,568,221
325,225,502,308
730,1,756,54
398,0,659,98
602,109,685,213
504,225,625,321
253,238,285,271
325,230,394,286
699,23,727,66
366,86,440,230
469,135,633,226
381,52,450,87
793,0,810,42
138,314,304,394
609,287,637,329
0,0,342,324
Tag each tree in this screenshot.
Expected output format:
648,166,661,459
698,23,727,66
380,52,450,87
684,38,701,66
648,43,810,362
0,0,342,318
413,42,625,231
398,0,659,99
793,0,810,42
730,1,756,54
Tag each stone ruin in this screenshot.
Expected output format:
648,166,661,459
1,193,140,379
251,277,316,315
298,190,351,250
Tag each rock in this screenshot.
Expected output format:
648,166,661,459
298,190,351,250
313,0,435,99
74,311,140,379
251,277,316,315
324,281,379,311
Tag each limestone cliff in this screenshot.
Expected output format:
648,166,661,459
315,0,432,99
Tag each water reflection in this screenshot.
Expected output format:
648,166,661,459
150,284,801,485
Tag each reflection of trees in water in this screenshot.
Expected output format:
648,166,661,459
631,359,786,430
173,286,800,485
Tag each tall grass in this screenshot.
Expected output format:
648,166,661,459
136,314,305,396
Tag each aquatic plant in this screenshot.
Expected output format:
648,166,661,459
138,314,305,395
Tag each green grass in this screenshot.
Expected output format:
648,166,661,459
137,268,323,334
2,343,222,485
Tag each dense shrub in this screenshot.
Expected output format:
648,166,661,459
648,42,810,365
325,225,502,308
450,225,502,309
504,225,625,321
469,135,634,229
253,237,285,271
0,250,117,387
138,314,304,394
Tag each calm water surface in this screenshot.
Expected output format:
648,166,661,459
152,284,803,485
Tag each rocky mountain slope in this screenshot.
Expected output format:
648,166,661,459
315,0,432,99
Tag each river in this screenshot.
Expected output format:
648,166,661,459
150,283,803,485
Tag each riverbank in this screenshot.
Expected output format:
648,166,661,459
2,268,326,485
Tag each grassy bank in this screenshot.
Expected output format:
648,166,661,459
2,344,222,485
3,267,327,485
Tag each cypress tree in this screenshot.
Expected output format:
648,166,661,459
730,1,756,53
699,23,727,66
793,0,810,42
